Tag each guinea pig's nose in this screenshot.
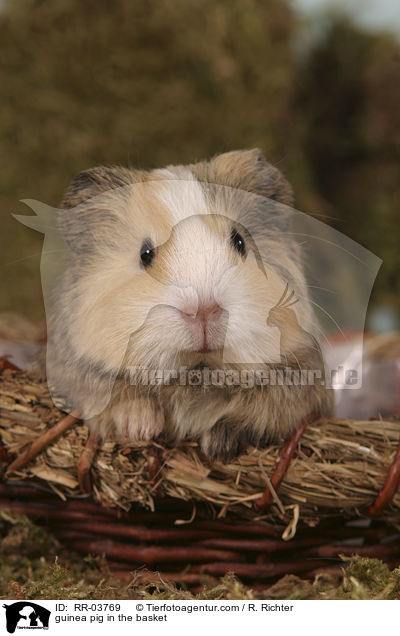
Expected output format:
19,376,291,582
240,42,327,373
181,303,222,323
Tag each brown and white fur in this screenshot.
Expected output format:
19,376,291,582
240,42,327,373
48,149,332,462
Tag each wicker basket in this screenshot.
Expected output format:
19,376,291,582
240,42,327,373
1,361,400,589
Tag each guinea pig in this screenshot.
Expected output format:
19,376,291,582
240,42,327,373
47,149,332,462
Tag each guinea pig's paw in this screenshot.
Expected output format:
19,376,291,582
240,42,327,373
112,398,165,441
200,419,249,463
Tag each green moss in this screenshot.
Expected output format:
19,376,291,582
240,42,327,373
340,557,400,600
0,510,59,556
1,515,399,600
0,513,129,599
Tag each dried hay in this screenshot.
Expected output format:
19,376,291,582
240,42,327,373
0,368,399,532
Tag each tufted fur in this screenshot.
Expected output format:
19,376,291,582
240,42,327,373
48,149,332,462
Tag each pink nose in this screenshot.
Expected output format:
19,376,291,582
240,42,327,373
181,303,222,323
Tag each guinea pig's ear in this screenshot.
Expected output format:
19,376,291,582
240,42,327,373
61,166,133,208
197,148,294,207
59,166,134,253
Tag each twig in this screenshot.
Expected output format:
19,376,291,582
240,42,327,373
77,431,99,494
368,439,400,516
55,522,217,542
254,412,318,511
63,539,245,564
5,409,81,476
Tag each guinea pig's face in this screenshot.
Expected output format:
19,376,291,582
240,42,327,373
59,152,313,377
123,210,286,371
63,172,302,377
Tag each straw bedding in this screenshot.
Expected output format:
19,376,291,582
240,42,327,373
0,367,399,534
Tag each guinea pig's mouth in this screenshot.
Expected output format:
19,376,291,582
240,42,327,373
185,347,225,367
187,360,219,372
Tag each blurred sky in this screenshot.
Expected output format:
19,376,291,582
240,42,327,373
294,0,400,36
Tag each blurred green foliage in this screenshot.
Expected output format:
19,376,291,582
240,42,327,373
0,0,398,322
296,17,400,318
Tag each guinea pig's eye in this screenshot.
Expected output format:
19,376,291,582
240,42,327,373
140,239,155,268
230,229,246,256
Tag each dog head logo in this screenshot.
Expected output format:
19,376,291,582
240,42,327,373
3,602,50,633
